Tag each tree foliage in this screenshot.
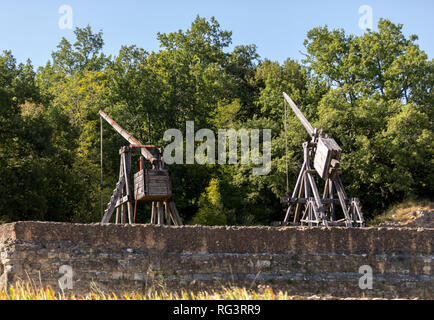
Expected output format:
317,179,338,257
0,17,432,224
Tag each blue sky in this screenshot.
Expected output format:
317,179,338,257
0,0,433,68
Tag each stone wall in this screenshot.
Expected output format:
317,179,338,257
0,221,432,298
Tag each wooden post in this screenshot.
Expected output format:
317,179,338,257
168,200,183,226
151,202,156,224
293,174,305,223
164,201,171,225
120,204,126,224
157,202,164,225
115,207,120,224
329,179,335,221
333,177,352,227
284,161,306,223
120,150,134,224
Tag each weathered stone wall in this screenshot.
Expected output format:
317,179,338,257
0,221,432,298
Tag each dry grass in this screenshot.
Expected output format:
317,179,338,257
0,282,312,300
0,283,411,300
369,199,433,227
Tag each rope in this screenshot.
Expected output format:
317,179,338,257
100,116,104,218
284,98,289,195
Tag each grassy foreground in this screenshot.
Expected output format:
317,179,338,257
0,282,309,300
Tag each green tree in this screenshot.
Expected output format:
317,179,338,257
51,25,108,74
0,51,97,222
191,178,227,225
1,16,432,226
304,19,433,214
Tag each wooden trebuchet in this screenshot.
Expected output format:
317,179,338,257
278,93,364,227
99,110,183,226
